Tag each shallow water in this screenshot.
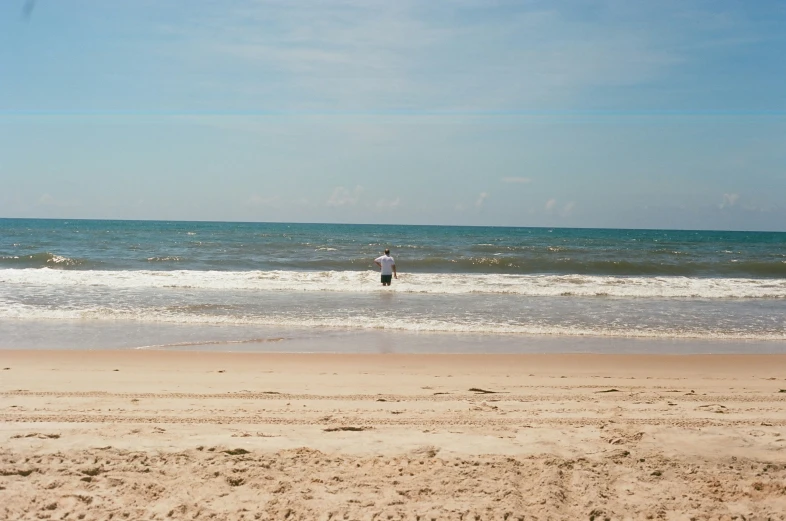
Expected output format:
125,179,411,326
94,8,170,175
1,219,785,350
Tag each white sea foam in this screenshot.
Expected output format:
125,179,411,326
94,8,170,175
1,268,785,299
0,303,783,340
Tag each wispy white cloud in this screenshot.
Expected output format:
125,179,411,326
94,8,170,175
720,193,739,209
544,198,574,216
376,197,401,209
542,198,575,217
475,192,489,208
327,185,364,207
152,0,717,111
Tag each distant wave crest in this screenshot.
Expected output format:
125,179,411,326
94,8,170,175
147,256,183,263
0,252,90,269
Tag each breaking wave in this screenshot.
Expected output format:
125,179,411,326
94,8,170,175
1,268,784,299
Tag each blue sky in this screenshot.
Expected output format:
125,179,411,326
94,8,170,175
1,0,785,230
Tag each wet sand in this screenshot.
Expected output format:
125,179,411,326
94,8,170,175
2,350,786,520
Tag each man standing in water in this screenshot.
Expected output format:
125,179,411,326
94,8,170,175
374,249,397,286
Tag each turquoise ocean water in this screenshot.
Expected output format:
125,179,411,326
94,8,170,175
1,218,784,353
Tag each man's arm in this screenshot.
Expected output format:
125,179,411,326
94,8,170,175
374,261,381,269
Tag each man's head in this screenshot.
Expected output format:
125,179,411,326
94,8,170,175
384,249,390,255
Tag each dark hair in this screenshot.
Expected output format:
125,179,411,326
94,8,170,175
384,249,390,255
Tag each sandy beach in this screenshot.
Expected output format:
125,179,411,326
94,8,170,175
2,350,786,520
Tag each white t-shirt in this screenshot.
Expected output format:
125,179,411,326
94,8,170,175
375,254,396,275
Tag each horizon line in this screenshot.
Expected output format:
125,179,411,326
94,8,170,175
2,109,785,118
1,216,784,234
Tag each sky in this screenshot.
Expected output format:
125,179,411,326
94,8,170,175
1,0,785,230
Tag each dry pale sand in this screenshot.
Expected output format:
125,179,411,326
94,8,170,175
2,350,786,520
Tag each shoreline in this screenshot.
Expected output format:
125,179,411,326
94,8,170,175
3,318,786,354
3,350,786,518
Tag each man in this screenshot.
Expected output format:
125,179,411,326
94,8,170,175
374,249,397,286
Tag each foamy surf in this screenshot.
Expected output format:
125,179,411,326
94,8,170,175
1,303,784,341
1,268,785,299
2,220,785,349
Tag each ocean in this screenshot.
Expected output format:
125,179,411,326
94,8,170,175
1,218,785,353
